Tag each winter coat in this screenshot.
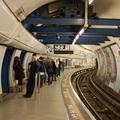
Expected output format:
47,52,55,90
46,62,53,73
29,61,40,80
52,61,56,74
13,61,25,80
38,60,46,72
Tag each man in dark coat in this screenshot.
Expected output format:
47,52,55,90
46,58,53,85
58,58,62,76
23,56,40,98
38,57,46,87
51,59,56,81
61,59,65,72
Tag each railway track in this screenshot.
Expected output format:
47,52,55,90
71,68,120,120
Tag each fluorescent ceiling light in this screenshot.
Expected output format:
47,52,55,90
75,34,80,40
72,38,77,45
89,0,94,5
72,28,85,45
72,0,93,45
78,28,85,35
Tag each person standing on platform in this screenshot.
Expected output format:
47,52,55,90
61,59,65,72
58,58,62,76
13,56,25,92
23,56,39,98
52,59,56,81
43,58,48,83
38,57,46,87
56,58,60,76
46,58,53,85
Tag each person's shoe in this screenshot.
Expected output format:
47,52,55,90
23,94,31,98
23,94,27,97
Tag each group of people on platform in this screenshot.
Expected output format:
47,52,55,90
13,55,65,98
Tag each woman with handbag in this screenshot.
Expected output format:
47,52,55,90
13,56,25,92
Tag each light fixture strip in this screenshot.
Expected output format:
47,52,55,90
72,0,94,45
89,0,94,5
72,28,85,45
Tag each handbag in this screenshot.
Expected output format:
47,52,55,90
44,72,48,80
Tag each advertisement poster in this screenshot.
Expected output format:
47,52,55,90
103,47,116,86
110,44,120,93
96,50,106,81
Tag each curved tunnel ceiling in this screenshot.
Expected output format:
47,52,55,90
4,0,120,48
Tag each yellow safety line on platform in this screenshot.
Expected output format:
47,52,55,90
66,88,85,120
64,72,73,84
64,75,68,84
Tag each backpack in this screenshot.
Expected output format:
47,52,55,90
39,61,45,72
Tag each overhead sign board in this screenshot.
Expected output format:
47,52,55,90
54,50,73,54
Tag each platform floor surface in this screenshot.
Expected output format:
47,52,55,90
0,70,73,120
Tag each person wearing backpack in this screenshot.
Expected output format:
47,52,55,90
38,57,46,87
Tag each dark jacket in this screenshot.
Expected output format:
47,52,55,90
46,62,53,73
38,60,46,72
52,61,56,74
13,61,25,80
29,61,40,80
59,60,62,70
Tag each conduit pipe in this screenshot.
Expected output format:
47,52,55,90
84,0,88,28
72,0,89,45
